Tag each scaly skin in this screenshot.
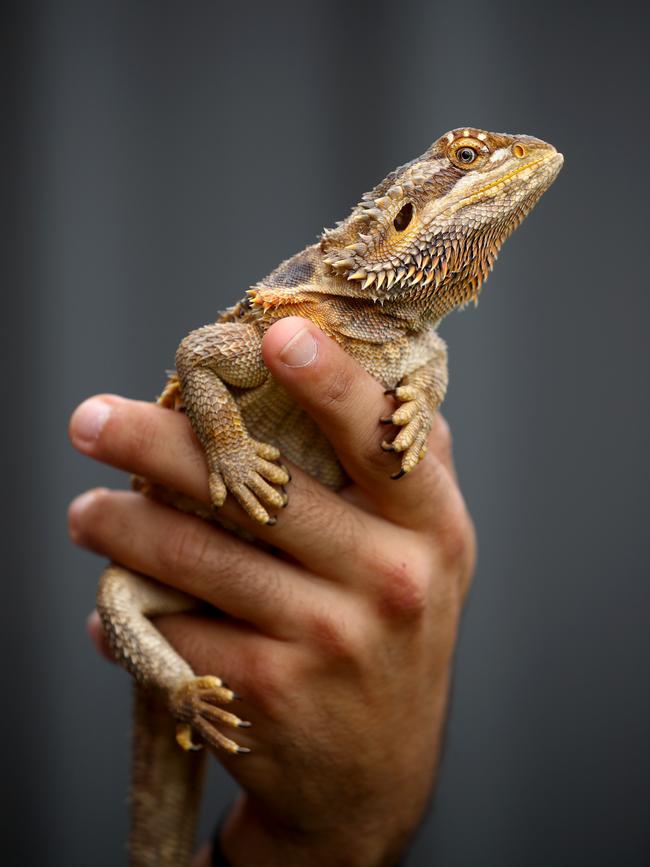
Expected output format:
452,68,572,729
96,128,563,866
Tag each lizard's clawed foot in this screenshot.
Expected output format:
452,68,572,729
380,385,434,478
172,676,252,755
208,438,290,524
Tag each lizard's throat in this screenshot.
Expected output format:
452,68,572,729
335,224,508,315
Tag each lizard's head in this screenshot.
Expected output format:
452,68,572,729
321,128,563,311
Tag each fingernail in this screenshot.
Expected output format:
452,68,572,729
71,398,111,448
279,327,318,368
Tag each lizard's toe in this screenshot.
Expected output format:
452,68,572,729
251,439,281,461
391,416,423,453
253,456,291,486
209,470,227,508
231,483,272,524
246,472,287,510
178,675,235,706
191,719,248,755
390,400,419,426
380,385,434,477
216,438,290,522
397,437,428,477
172,676,251,755
394,384,420,402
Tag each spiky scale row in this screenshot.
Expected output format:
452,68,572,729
322,211,509,313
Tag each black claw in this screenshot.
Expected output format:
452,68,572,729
384,388,396,396
379,416,394,425
236,746,251,755
391,469,406,480
280,465,292,482
380,441,395,452
266,516,278,526
231,691,243,701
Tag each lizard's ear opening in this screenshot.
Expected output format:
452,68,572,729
393,202,414,232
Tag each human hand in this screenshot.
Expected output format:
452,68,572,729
69,317,475,867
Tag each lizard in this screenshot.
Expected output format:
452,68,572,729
96,127,563,866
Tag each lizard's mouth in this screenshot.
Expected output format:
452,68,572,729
460,151,563,206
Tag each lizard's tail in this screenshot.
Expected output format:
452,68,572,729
129,684,207,867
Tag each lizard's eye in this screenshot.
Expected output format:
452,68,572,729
393,202,414,232
457,147,477,164
448,137,488,170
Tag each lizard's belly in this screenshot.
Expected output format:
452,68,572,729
235,377,347,490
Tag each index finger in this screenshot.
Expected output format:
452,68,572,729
68,394,404,587
262,317,458,529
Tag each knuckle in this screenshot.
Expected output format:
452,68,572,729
242,651,287,717
255,564,294,616
432,414,453,457
308,609,356,660
440,522,468,568
370,549,429,622
361,426,399,475
321,365,355,411
434,496,474,569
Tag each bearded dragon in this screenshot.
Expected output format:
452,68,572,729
96,128,563,865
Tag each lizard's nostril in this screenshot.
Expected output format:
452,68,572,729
513,143,526,159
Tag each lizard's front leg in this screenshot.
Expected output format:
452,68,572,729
176,322,290,524
381,333,448,478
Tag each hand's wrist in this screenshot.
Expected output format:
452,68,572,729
220,794,418,867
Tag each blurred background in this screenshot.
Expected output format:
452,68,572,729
4,1,649,865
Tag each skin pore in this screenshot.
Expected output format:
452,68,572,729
69,317,476,867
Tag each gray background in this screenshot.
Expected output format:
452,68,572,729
4,1,649,865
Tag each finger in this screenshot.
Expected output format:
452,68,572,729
69,395,402,584
69,394,209,499
262,318,457,528
68,488,342,638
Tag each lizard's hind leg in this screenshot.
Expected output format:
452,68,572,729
98,565,251,865
97,565,251,753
